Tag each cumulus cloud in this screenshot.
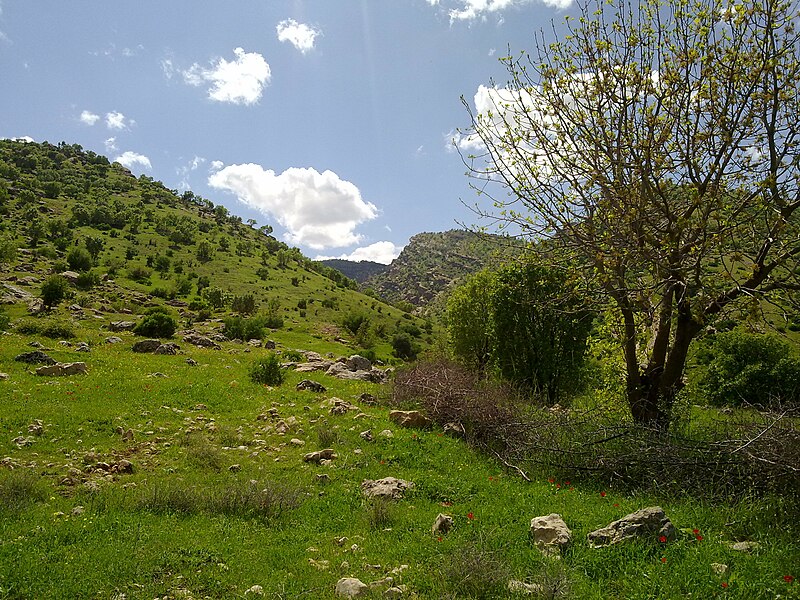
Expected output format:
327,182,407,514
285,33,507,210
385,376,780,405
315,241,403,265
104,137,118,153
105,111,129,130
80,110,100,126
431,0,571,21
177,155,206,190
276,19,321,54
208,164,378,249
114,151,151,171
209,160,224,172
183,48,271,105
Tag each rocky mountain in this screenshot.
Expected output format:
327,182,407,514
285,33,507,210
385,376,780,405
364,230,522,307
317,259,388,283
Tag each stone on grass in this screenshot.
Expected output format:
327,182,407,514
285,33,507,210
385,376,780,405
361,477,414,500
507,580,545,595
432,513,454,535
347,355,372,371
75,342,91,353
109,321,136,332
711,563,729,575
0,373,8,381
378,429,394,438
104,336,123,344
335,577,368,598
443,422,465,437
359,430,374,442
183,333,221,349
587,506,675,548
154,343,180,355
132,339,161,353
14,350,56,365
244,585,264,595
531,514,572,555
388,410,431,429
729,541,761,553
27,420,44,436
303,449,337,464
35,362,88,377
296,379,327,393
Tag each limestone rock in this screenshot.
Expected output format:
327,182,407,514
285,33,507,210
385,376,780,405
711,563,729,575
361,477,414,500
35,362,88,377
154,342,180,355
587,506,676,548
359,430,374,442
183,333,221,349
14,350,56,365
432,513,454,535
75,342,91,352
303,449,337,464
729,541,761,553
60,271,80,284
0,373,8,381
109,320,136,332
335,577,368,598
443,422,465,437
132,339,161,353
347,355,372,371
296,379,327,393
105,336,124,344
507,580,545,595
531,513,572,555
389,410,431,429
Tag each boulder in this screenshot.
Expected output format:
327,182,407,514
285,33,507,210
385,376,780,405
75,342,91,352
132,339,161,353
728,541,761,553
303,449,337,464
294,360,334,373
105,336,124,344
432,513,454,535
60,271,80,284
530,514,572,555
154,343,180,355
35,362,88,377
347,355,372,371
0,373,8,381
14,350,56,365
587,506,676,548
361,477,414,500
296,379,327,393
109,321,136,332
335,578,368,598
389,410,431,429
443,422,465,437
507,580,545,595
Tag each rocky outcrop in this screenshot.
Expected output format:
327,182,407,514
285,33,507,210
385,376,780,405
389,410,431,429
530,514,572,555
35,362,88,376
361,477,414,500
587,506,676,548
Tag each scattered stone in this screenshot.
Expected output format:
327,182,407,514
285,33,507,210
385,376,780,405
384,587,405,599
359,430,374,442
248,339,262,347
290,438,306,447
294,360,334,373
296,379,327,393
304,449,337,464
432,513,454,536
359,393,377,405
229,464,242,473
316,474,331,484
132,339,161,353
309,558,330,570
60,271,80,284
335,577,368,598
389,410,431,429
154,343,180,355
711,563,729,575
59,340,72,347
75,342,90,352
507,580,545,595
183,333,221,349
14,350,56,365
148,372,167,378
347,355,372,371
245,584,264,595
27,298,45,314
186,358,198,366
361,477,414,500
369,576,393,588
105,336,124,344
12,436,33,447
378,429,394,439
121,428,135,442
0,373,8,381
71,506,85,517
27,420,44,436
109,321,136,332
264,340,276,350
115,460,134,474
587,506,676,548
274,417,298,434
531,514,572,555
443,422,466,437
35,362,88,377
729,541,761,553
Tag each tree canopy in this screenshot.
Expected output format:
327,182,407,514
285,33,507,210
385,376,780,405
461,0,800,427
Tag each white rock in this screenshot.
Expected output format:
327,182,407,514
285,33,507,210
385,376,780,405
335,577,368,598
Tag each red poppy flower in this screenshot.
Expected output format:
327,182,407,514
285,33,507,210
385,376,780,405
555,484,561,489
692,529,699,534
784,575,795,583
613,503,620,508
659,536,667,543
696,535,703,541
564,480,571,486
548,478,555,483
437,536,442,542
467,512,474,520
600,491,607,497
721,582,729,589
661,557,667,563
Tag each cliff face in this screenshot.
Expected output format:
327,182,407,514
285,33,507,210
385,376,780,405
365,230,520,306
317,259,388,283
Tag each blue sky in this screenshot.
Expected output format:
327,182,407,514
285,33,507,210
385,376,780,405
0,0,574,263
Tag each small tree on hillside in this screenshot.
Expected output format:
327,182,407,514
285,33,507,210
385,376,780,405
40,275,71,308
460,0,800,427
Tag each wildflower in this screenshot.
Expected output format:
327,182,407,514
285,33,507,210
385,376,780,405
613,503,620,508
600,491,607,497
548,478,555,483
692,529,699,534
661,557,667,564
555,483,561,489
696,535,703,541
467,512,474,520
564,480,571,486
784,575,795,583
659,536,667,543
721,582,729,589
441,501,452,507
437,536,443,542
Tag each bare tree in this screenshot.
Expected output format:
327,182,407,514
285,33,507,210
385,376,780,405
460,0,800,427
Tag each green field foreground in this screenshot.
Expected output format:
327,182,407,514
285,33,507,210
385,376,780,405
0,330,798,600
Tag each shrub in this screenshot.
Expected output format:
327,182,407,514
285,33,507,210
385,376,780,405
392,332,419,361
39,319,76,339
40,274,71,308
0,469,48,514
696,331,800,408
66,246,93,272
127,265,152,283
75,270,101,291
342,311,370,336
133,308,177,338
0,307,9,331
224,315,266,340
231,293,258,315
249,354,285,386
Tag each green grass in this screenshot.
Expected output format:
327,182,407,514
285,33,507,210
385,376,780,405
0,327,798,599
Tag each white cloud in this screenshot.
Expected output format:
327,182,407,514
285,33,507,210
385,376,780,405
209,160,224,172
105,111,129,130
276,19,321,54
208,163,378,250
80,110,100,126
432,0,570,21
315,241,403,265
114,151,151,171
177,155,206,190
161,58,176,80
104,137,118,152
183,48,271,105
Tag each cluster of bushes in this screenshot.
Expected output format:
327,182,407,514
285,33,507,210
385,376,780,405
16,317,76,339
223,313,282,341
248,354,285,386
133,306,178,338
